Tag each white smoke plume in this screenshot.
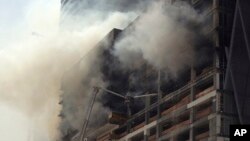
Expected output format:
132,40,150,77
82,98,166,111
0,0,209,141
0,0,136,141
114,1,203,78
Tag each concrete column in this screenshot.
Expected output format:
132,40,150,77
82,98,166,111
144,97,150,141
156,70,162,139
212,0,221,90
212,0,221,137
216,115,222,135
145,97,150,124
209,118,217,137
127,121,131,134
189,64,196,141
213,0,220,32
144,129,149,141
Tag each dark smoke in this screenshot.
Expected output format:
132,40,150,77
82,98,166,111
59,1,213,140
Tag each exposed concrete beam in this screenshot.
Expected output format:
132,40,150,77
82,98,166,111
187,91,217,108
160,114,217,140
118,121,157,141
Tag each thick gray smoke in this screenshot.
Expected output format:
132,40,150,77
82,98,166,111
114,1,204,78
60,0,141,31
0,0,209,141
0,0,136,141
58,0,139,139
59,37,109,135
59,1,211,140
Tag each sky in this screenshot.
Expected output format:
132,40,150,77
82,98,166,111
0,1,31,140
0,0,30,26
0,0,31,44
0,0,60,141
0,0,60,46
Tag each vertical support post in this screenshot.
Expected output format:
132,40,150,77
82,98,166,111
189,64,196,141
144,97,150,141
213,0,220,90
144,129,149,141
127,103,132,134
209,117,217,137
212,0,221,139
156,70,162,139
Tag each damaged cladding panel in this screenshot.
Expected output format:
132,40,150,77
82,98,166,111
59,0,250,141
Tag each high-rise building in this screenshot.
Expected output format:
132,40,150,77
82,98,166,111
60,0,250,141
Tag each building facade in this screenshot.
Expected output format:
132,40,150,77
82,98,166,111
60,0,250,140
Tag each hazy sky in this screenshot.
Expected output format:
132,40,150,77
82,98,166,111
0,1,60,141
0,0,31,26
0,0,31,39
0,0,60,46
0,1,31,140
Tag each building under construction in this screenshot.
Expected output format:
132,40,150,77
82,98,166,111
60,0,250,141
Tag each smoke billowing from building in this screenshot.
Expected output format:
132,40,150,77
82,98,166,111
0,0,135,141
59,1,212,140
0,0,210,141
114,2,205,78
